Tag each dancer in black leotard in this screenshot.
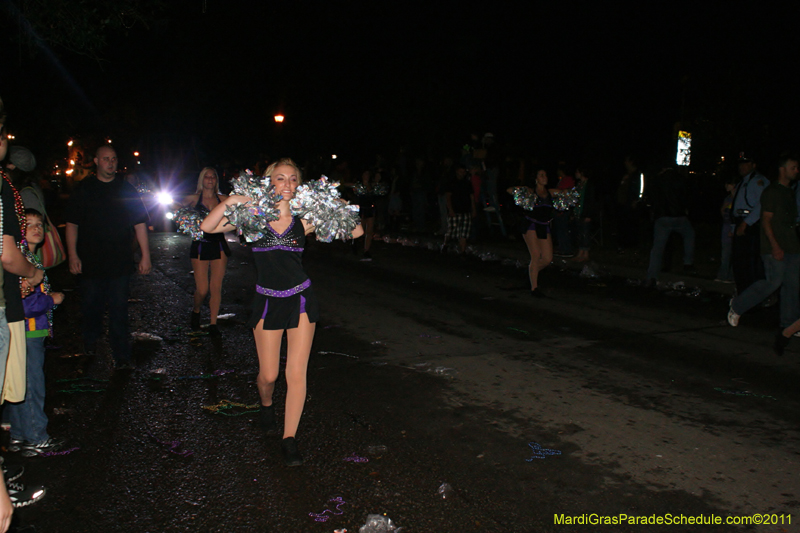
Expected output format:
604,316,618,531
180,167,230,335
508,169,554,297
201,158,363,465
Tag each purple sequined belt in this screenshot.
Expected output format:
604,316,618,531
256,279,311,298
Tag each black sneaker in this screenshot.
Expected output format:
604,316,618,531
259,405,279,436
7,482,45,508
281,437,304,466
2,463,24,482
7,438,24,453
360,251,372,262
20,437,68,457
207,324,221,337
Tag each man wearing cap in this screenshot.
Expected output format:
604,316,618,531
728,154,800,329
731,153,769,293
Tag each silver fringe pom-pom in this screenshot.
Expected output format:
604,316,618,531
353,182,389,196
372,182,388,196
509,187,540,211
551,188,580,211
510,186,579,212
291,176,361,243
172,207,205,240
223,170,282,242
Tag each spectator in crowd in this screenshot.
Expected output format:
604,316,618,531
615,155,643,253
729,155,799,330
730,153,769,294
644,166,696,286
481,133,506,237
443,164,475,254
572,166,600,263
5,209,67,456
552,164,576,257
716,176,737,282
66,145,151,370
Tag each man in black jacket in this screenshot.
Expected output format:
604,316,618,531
644,166,696,285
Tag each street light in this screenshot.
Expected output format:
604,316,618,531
274,114,285,123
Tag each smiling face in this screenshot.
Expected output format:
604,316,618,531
26,213,45,246
271,164,300,200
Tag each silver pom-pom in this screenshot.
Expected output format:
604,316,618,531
291,176,361,243
223,170,282,242
552,187,580,211
372,182,388,196
509,187,540,211
353,182,388,196
172,207,205,240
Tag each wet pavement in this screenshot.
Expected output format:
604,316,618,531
5,231,800,532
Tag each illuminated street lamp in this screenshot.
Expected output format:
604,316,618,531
67,140,74,147
133,151,140,157
274,114,285,123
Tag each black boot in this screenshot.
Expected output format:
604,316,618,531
774,331,791,357
281,437,303,466
190,311,200,331
259,405,279,435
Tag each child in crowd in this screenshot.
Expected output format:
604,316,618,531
716,178,736,282
4,209,66,456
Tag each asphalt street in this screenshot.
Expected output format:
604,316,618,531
4,232,799,532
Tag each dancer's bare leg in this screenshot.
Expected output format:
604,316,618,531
283,314,315,438
254,323,283,407
191,259,209,313
208,255,227,325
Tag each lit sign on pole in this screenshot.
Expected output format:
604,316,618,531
676,130,691,166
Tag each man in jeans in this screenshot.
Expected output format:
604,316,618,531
66,145,151,370
644,166,696,285
728,155,800,329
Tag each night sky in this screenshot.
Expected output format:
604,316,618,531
2,2,799,173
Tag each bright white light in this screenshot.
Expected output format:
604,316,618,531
156,192,174,205
332,154,337,159
639,173,645,198
67,140,74,147
165,212,175,220
676,130,691,166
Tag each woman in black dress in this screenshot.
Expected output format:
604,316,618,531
180,167,230,335
201,159,363,465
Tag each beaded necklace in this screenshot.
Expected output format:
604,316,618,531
0,171,51,331
0,170,28,246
